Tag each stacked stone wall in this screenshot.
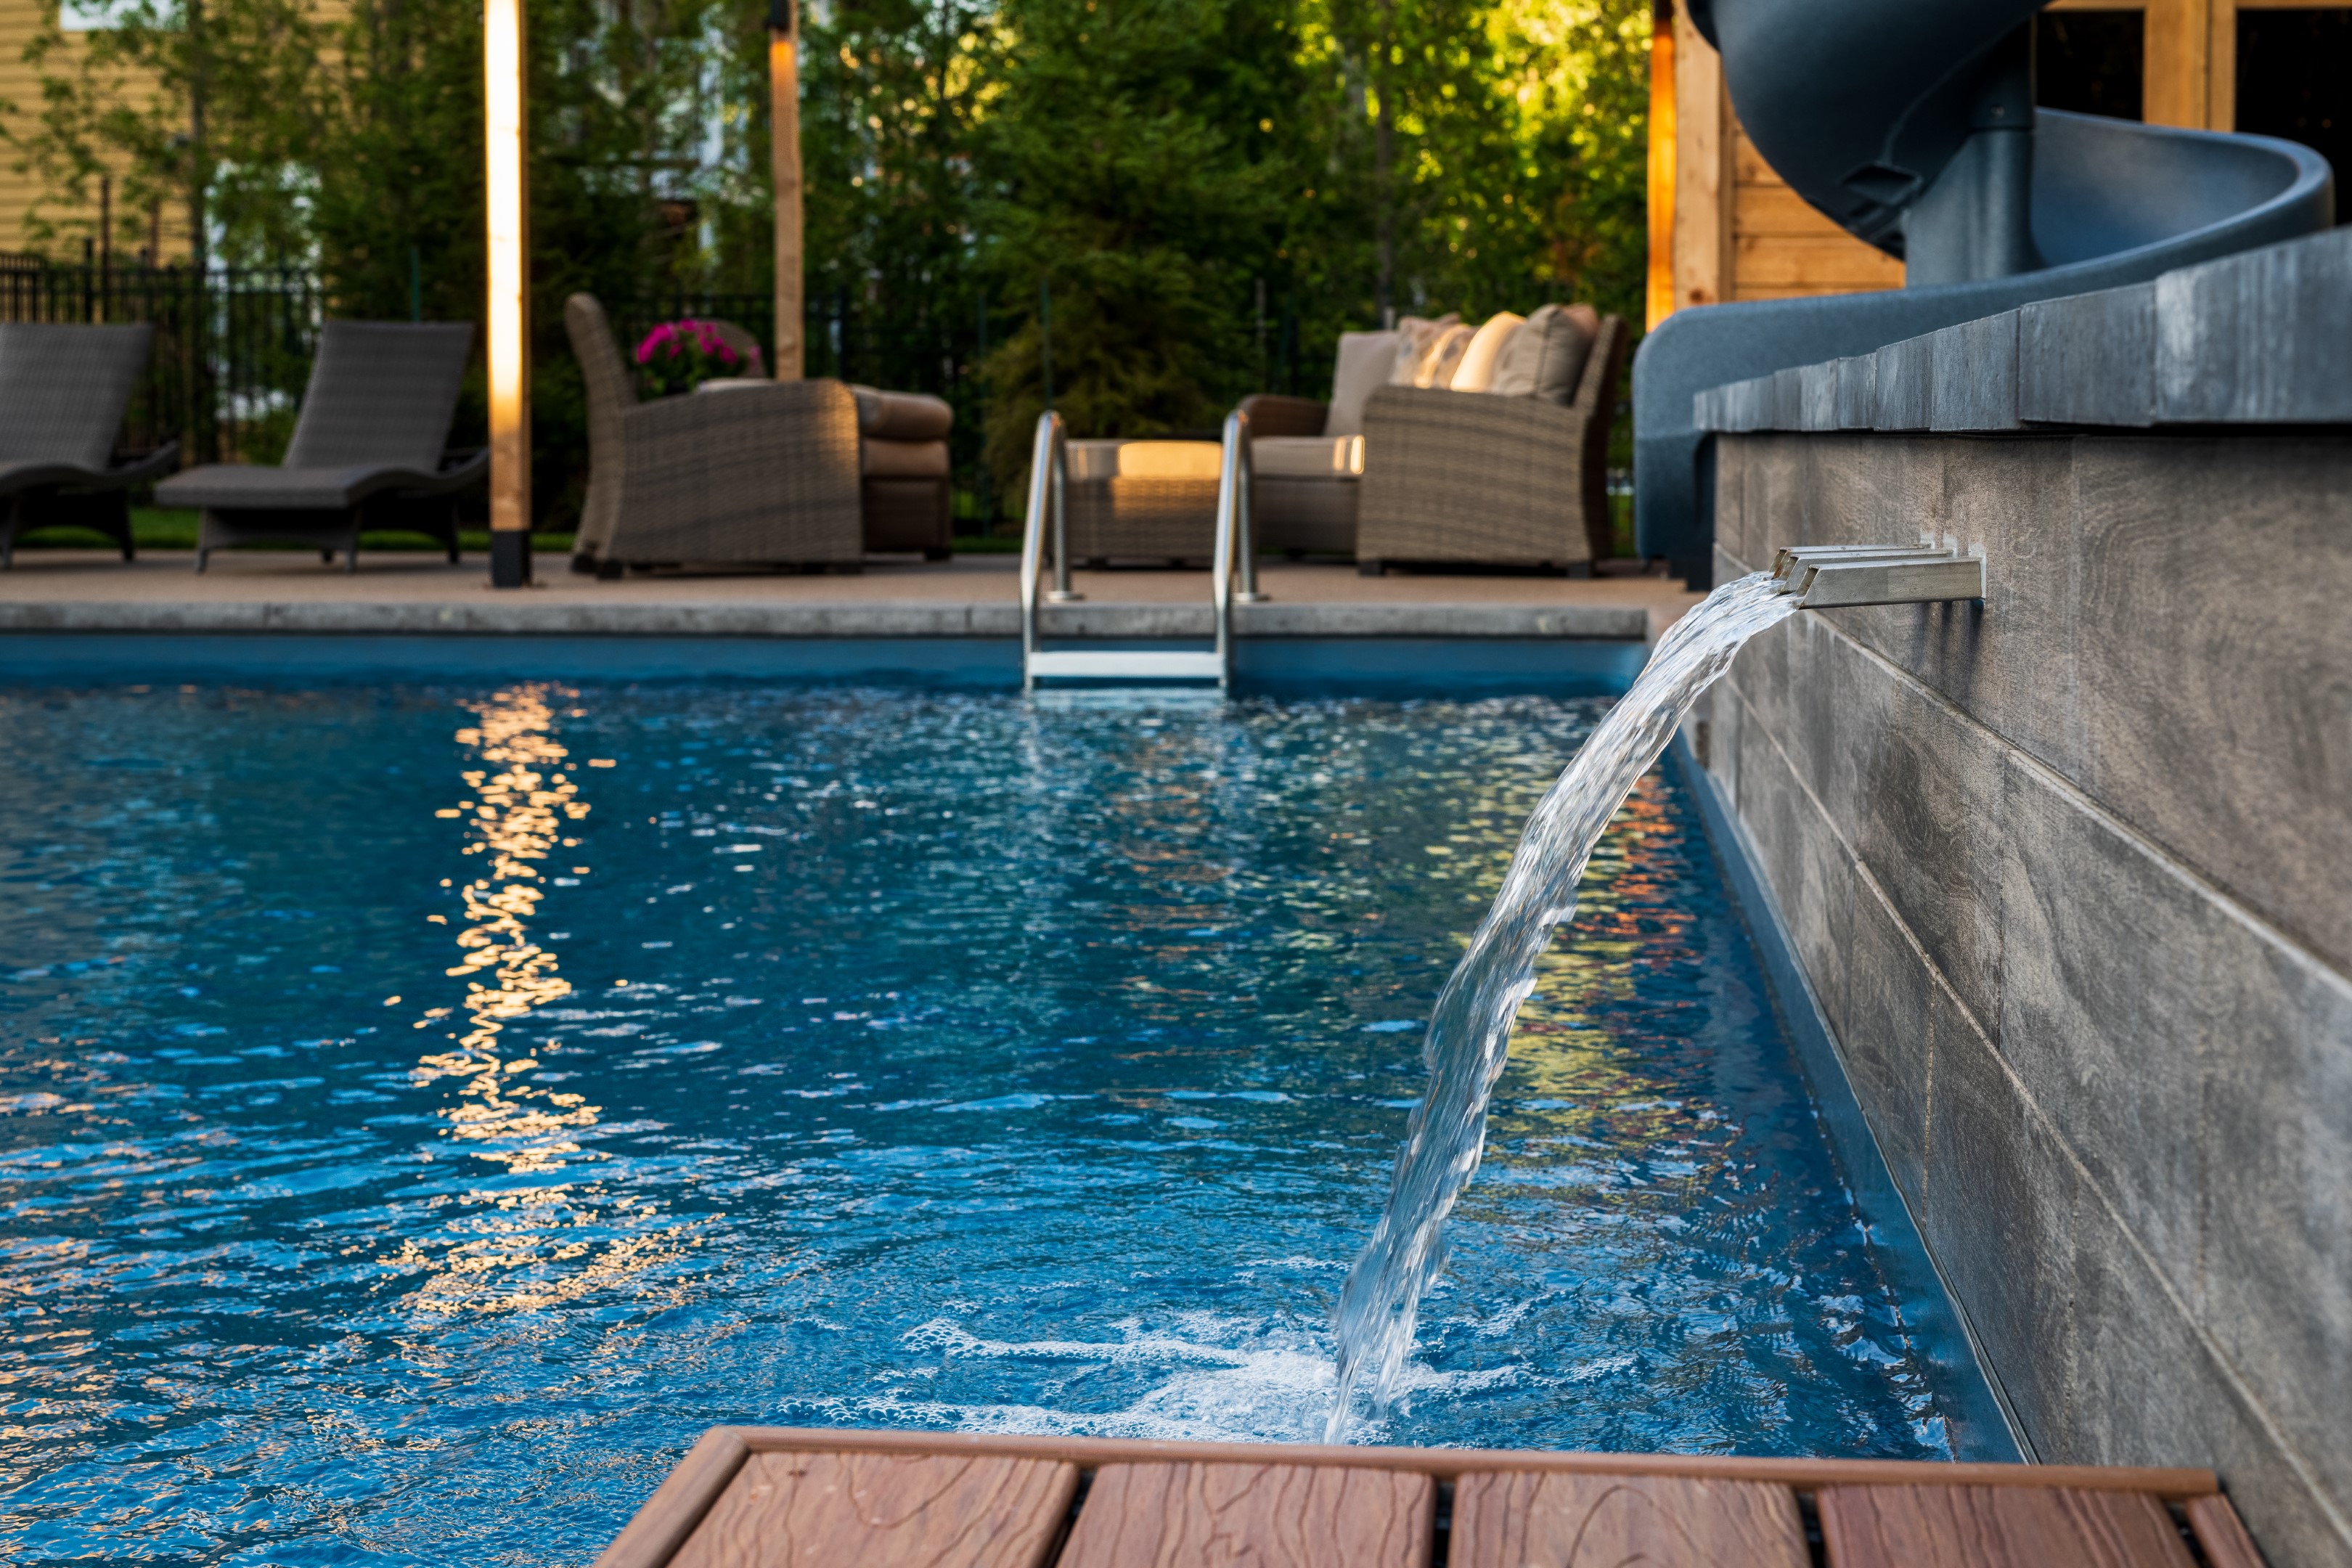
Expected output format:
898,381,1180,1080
1696,430,2352,1566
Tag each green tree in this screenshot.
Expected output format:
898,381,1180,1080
973,0,1306,491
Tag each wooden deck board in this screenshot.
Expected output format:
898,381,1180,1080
1453,1470,1809,1568
2186,1495,2269,1568
719,1426,2220,1495
1818,1484,2197,1568
664,1450,1078,1568
1057,1462,1432,1568
597,1428,2267,1568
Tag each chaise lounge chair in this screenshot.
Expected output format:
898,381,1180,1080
157,321,486,572
0,322,178,569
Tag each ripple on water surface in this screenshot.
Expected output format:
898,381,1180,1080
0,683,1948,1565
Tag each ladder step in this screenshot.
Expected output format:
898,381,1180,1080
1027,648,1225,682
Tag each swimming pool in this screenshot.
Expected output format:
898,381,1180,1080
3,678,1954,1564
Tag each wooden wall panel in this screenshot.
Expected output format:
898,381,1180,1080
1727,121,1903,301
1661,20,1902,314
1667,3,1727,313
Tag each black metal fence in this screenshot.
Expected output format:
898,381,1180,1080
0,255,322,465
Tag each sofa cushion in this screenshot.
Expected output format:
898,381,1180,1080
849,385,954,441
1450,312,1524,393
1388,314,1463,385
1252,433,1363,481
1325,331,1399,438
860,438,950,479
1416,324,1476,388
1487,303,1598,403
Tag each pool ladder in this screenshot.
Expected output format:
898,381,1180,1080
1019,409,1267,692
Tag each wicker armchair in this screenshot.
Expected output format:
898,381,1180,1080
566,294,862,574
1355,314,1628,575
1233,393,1359,556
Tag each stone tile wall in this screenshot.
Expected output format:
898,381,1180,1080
1694,431,2352,1567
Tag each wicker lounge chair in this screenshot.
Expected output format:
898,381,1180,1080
566,291,945,573
566,293,865,575
1355,313,1628,575
0,323,178,568
157,322,486,572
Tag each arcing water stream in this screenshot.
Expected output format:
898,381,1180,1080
1326,571,1805,1440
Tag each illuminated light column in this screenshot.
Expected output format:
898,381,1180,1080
485,0,532,587
1646,0,1677,330
769,0,803,380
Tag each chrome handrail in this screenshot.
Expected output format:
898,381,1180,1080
1018,410,1066,693
1020,407,1265,693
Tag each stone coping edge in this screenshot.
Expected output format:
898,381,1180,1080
1694,224,2352,435
0,601,1656,640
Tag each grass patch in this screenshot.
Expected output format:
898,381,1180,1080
11,509,574,558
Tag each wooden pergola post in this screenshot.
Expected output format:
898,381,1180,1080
485,0,531,585
769,0,804,380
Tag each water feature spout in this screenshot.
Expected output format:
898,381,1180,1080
1322,552,1993,1440
1773,539,1987,609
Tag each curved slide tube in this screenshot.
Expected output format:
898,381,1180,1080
1633,0,2333,581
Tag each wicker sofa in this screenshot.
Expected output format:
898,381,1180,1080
1357,313,1628,575
1238,309,1627,571
565,294,955,574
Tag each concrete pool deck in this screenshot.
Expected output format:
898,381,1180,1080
0,551,1702,642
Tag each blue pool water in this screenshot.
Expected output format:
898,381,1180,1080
1,681,1950,1565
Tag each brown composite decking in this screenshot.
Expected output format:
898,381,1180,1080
595,1428,2269,1568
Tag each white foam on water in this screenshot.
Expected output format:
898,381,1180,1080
807,1310,1556,1445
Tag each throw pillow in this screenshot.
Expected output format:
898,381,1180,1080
1387,313,1463,385
1487,303,1599,403
1416,324,1476,388
1450,311,1524,393
1326,330,1401,437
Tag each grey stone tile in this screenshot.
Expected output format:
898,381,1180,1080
2018,284,2156,427
1786,613,1852,823
1930,311,2022,432
1849,669,2004,1034
1821,437,2086,788
1730,608,1800,796
2068,436,2352,975
1871,332,1936,430
1842,873,1934,1204
1919,1019,2081,1453
1790,433,1911,555
1995,762,2213,1289
2199,939,2352,1514
2157,226,2352,424
1732,703,1855,1040
1797,362,1840,431
1710,443,1752,571
2063,1193,2352,1568
1688,681,1741,804
1771,367,1807,430
1723,375,1777,431
1835,356,1877,430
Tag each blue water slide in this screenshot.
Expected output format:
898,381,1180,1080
1631,0,2333,582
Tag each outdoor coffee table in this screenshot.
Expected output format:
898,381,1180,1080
1063,438,1225,565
